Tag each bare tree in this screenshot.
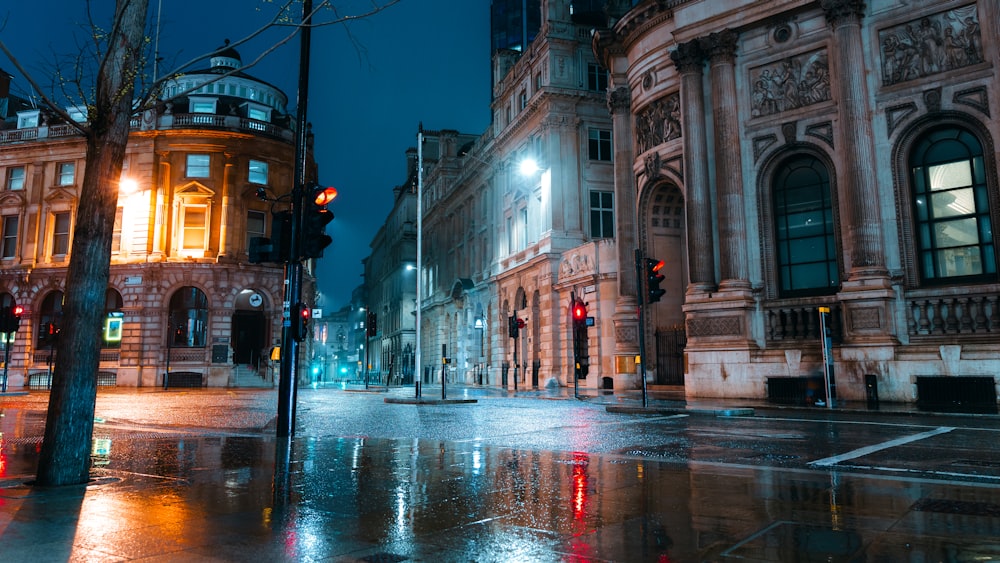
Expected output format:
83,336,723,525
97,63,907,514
0,0,399,487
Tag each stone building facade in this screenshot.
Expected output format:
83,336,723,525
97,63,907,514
593,0,1000,406
0,47,314,389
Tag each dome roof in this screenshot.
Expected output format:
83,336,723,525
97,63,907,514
210,39,242,71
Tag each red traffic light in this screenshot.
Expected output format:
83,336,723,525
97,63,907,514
12,305,23,316
573,303,585,320
313,186,338,206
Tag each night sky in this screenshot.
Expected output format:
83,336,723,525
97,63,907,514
0,0,491,311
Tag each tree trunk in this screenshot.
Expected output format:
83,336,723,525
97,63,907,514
35,0,150,487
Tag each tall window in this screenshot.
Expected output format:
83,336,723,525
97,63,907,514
186,154,210,178
587,63,608,92
589,191,614,238
773,155,838,296
168,287,208,347
247,210,266,249
58,162,75,186
910,127,995,283
112,207,123,252
6,166,25,190
588,128,612,161
248,160,268,185
2,215,18,259
52,212,72,256
181,204,208,250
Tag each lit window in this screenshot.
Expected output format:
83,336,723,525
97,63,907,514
589,191,614,238
112,207,123,253
773,155,839,296
181,204,208,250
17,110,39,129
910,127,995,283
186,154,210,178
52,212,72,256
247,107,268,121
190,99,216,113
6,167,25,191
58,162,75,186
249,160,268,185
2,215,18,259
588,128,612,161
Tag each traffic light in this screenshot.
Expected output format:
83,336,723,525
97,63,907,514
0,305,23,334
572,299,587,329
301,183,337,259
366,311,377,337
292,302,310,342
645,258,666,304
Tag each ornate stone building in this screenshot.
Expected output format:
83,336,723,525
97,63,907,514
593,0,1000,406
0,46,315,388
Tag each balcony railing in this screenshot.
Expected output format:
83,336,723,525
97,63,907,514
765,303,842,342
907,291,1000,336
2,112,293,145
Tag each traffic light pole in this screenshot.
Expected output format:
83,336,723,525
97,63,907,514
634,249,649,408
276,0,313,439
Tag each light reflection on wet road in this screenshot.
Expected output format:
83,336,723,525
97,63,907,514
2,387,1000,561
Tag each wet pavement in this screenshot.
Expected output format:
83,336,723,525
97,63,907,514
2,385,1000,561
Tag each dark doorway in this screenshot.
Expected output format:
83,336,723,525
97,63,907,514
655,326,686,385
232,310,265,367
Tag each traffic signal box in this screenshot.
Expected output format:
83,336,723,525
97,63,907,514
0,305,23,334
366,311,377,337
301,184,337,259
645,258,666,304
292,303,310,342
571,299,589,379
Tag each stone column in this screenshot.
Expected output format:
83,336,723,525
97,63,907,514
607,85,640,358
219,152,235,261
702,29,750,293
670,41,716,294
151,152,170,260
821,0,889,286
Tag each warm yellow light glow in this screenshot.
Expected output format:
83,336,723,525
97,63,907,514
119,177,139,195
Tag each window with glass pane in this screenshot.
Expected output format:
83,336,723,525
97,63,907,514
249,160,268,185
589,191,614,238
186,154,210,177
248,107,267,121
588,129,612,161
587,63,608,92
7,166,25,190
58,162,75,186
773,155,838,296
247,210,265,248
182,205,207,249
191,100,215,113
168,286,208,347
2,216,18,259
112,207,123,252
52,212,71,256
910,127,994,282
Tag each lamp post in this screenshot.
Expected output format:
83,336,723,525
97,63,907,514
416,125,424,398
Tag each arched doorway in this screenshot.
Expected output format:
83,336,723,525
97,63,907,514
231,289,267,369
644,182,688,385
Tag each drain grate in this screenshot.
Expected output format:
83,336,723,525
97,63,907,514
911,498,1000,517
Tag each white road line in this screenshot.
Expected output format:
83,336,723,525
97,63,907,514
808,426,955,467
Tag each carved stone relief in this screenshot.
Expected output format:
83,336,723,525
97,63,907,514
878,5,983,86
687,316,743,337
635,92,681,154
750,49,830,118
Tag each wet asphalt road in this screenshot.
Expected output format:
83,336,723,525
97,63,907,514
2,386,1000,561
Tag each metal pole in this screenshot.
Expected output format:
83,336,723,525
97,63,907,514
416,126,423,398
635,249,649,408
2,333,10,393
572,293,578,400
276,0,313,438
164,324,172,390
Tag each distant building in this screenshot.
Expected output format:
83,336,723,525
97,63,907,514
0,44,317,388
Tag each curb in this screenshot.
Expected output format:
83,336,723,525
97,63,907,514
606,405,755,417
384,397,478,405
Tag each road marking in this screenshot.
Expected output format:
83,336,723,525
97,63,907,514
809,426,955,467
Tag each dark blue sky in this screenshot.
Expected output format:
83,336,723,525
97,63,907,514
1,0,491,311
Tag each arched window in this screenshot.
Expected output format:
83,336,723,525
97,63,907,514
773,155,838,297
38,290,64,349
103,288,124,349
910,127,995,283
168,287,208,347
